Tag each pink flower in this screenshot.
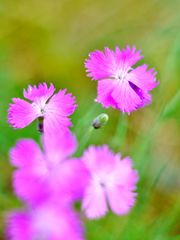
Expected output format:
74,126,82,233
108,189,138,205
7,202,84,240
10,130,88,205
85,46,158,113
81,145,139,219
8,83,77,132
6,212,32,240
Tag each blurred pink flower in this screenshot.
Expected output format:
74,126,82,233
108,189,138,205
7,202,84,240
85,46,158,113
10,130,88,205
8,83,77,132
81,145,139,219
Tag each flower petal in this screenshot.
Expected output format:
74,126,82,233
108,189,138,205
44,89,77,133
23,83,55,103
96,79,118,108
8,98,37,128
13,165,48,205
82,145,117,173
7,205,84,240
82,180,108,219
43,130,77,164
6,211,32,240
85,46,143,81
115,45,143,68
111,81,142,113
10,139,43,168
85,48,116,80
96,77,150,113
128,64,158,91
107,186,137,215
49,159,89,201
113,157,139,189
32,203,84,240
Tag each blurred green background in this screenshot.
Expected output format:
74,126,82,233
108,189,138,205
0,0,179,239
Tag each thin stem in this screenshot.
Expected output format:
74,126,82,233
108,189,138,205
110,114,128,149
74,104,99,135
76,126,94,156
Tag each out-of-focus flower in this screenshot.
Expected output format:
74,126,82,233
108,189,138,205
10,131,88,205
85,46,158,113
7,202,84,240
8,83,77,132
81,145,139,219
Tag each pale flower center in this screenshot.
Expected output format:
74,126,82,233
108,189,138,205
32,99,47,116
93,171,115,189
114,66,132,82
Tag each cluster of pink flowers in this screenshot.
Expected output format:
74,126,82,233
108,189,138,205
6,46,158,239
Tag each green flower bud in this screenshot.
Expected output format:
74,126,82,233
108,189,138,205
92,113,109,129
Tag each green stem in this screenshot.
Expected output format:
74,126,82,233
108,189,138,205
76,126,94,155
110,114,128,149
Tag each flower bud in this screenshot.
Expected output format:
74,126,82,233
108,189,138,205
92,113,109,129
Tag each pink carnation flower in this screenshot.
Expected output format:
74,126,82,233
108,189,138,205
10,131,88,205
85,46,158,113
8,83,77,132
81,145,139,219
7,202,84,240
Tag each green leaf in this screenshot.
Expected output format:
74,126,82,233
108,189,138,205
161,90,180,120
